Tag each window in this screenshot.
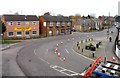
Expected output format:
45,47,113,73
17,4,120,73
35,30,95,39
50,22,53,27
33,22,36,26
67,22,71,26
56,30,59,35
32,31,37,35
17,22,21,26
44,22,46,26
8,32,13,37
49,30,53,36
8,22,13,26
25,22,29,26
17,31,22,36
56,22,60,26
61,29,65,34
25,31,29,35
62,22,65,27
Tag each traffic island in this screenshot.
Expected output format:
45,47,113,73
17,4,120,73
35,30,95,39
73,39,103,60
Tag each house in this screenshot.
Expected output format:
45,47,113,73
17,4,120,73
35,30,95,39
94,18,103,30
39,14,72,37
74,18,95,32
1,14,39,39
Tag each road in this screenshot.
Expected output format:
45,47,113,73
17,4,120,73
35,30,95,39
2,26,118,76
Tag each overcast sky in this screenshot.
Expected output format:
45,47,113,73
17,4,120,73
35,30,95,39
0,0,120,17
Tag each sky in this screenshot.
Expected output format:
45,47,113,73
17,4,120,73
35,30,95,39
0,0,120,17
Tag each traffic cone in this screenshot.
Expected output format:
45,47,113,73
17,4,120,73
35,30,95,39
61,41,63,44
56,44,59,47
112,56,116,62
58,52,60,57
55,48,58,52
63,57,66,61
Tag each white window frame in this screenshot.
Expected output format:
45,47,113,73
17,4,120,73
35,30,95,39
32,31,37,35
8,22,13,26
50,22,53,27
25,22,29,26
56,22,60,26
8,32,14,37
17,22,21,26
16,31,22,36
33,22,36,26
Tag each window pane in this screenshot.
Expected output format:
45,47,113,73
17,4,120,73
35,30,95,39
9,32,13,36
25,22,29,26
17,31,22,36
33,22,36,26
26,31,29,35
8,22,13,26
17,22,21,25
33,31,37,34
50,22,53,27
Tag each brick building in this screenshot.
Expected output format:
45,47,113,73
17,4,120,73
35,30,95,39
1,15,39,39
39,15,72,37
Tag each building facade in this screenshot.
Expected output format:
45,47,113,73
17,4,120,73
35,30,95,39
1,15,39,39
74,18,95,32
39,15,72,37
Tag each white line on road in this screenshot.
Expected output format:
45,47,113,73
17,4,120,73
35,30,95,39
50,65,80,76
34,48,36,55
38,57,50,65
65,48,69,53
72,48,94,61
34,48,50,65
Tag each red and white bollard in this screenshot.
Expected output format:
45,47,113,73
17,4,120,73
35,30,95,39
63,57,66,61
68,39,70,42
61,41,63,44
56,44,59,47
112,56,116,62
55,48,58,52
58,52,60,57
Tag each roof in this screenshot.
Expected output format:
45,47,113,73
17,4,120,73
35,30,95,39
41,15,71,22
3,15,39,21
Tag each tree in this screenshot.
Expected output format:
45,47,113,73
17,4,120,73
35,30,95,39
2,23,6,34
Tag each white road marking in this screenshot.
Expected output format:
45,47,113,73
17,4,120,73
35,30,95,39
72,48,94,61
50,65,80,76
34,49,36,55
65,48,69,53
38,57,50,65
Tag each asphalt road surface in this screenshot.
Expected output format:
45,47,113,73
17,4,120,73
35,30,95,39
3,26,118,76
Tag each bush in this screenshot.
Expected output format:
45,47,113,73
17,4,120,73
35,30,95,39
31,36,41,39
91,46,96,51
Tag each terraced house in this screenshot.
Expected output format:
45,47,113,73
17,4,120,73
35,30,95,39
1,15,39,39
39,14,72,37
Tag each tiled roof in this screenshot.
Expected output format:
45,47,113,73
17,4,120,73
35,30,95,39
3,14,39,21
41,15,71,22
